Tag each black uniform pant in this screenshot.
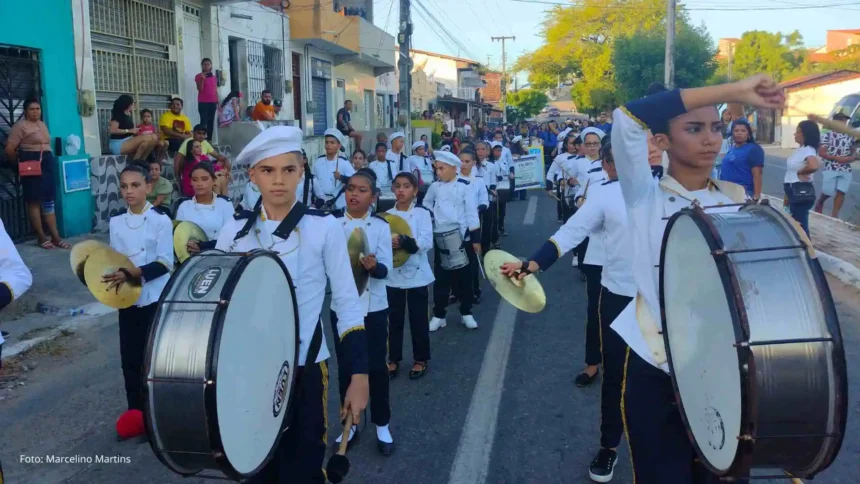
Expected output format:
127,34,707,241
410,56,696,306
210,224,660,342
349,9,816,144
480,202,496,254
433,243,474,318
247,362,328,484
582,264,602,367
198,102,218,140
598,287,632,449
330,310,390,426
387,286,431,363
623,350,748,484
118,303,157,411
576,236,589,268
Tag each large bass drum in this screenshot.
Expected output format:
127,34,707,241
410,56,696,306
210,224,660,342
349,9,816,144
659,201,847,479
143,250,299,481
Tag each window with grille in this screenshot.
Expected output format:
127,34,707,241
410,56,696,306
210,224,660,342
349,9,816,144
247,41,285,103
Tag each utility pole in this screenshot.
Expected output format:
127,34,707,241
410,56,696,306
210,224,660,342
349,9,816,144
492,35,515,123
486,54,492,69
398,0,412,144
664,0,676,88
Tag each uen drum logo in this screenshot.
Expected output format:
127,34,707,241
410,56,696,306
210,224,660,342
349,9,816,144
273,361,291,417
189,267,222,300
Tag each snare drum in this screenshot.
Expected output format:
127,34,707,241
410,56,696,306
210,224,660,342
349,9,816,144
434,223,469,270
144,250,299,480
660,202,847,478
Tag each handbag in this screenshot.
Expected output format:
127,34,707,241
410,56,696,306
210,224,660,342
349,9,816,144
785,181,816,205
18,150,43,177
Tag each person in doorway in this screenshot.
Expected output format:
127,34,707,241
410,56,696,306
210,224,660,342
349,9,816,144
273,99,283,119
4,98,70,249
218,90,242,129
159,98,193,153
814,113,856,218
337,100,364,149
252,90,276,121
195,58,218,139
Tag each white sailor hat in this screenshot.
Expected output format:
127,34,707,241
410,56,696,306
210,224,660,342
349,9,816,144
236,126,304,168
490,141,503,149
581,127,606,140
557,127,572,141
390,131,405,141
511,135,523,143
323,128,345,146
439,144,452,152
412,140,425,151
434,150,461,168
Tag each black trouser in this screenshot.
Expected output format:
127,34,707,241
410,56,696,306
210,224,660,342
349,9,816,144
118,303,157,411
576,236,589,268
480,202,496,254
387,286,431,363
582,264,602,367
623,350,747,484
433,243,474,317
198,102,218,140
247,361,328,484
330,310,390,426
598,286,632,449
470,242,482,297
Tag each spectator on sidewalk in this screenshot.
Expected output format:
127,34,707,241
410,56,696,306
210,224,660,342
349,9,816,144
173,125,229,196
252,90,276,121
0,217,34,368
814,113,856,218
719,118,764,200
145,159,174,210
108,95,159,159
783,120,821,236
195,58,218,140
159,98,192,153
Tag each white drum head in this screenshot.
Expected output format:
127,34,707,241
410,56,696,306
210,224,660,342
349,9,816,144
662,214,742,473
216,256,297,475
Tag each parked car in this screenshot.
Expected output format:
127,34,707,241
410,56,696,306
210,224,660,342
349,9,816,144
830,93,860,128
548,108,560,117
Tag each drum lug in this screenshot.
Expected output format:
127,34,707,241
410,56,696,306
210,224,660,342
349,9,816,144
737,434,755,442
713,249,726,258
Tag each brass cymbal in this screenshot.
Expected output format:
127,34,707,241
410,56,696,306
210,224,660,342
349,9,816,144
70,240,111,286
83,247,142,309
174,221,208,263
484,249,546,313
380,213,412,268
348,227,370,295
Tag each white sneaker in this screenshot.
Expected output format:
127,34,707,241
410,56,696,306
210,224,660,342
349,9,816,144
429,317,446,332
336,424,357,444
461,315,478,329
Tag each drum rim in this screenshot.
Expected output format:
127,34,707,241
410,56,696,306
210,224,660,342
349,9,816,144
659,206,753,477
660,203,849,478
142,250,301,479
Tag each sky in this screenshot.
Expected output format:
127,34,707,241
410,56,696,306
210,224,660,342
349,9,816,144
371,0,860,84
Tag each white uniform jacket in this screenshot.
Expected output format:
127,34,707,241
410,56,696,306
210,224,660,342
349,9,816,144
332,211,393,314
422,177,481,242
109,203,174,307
0,218,33,346
385,203,435,289
312,155,355,209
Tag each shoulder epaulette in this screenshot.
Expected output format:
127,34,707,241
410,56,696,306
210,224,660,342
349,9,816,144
372,213,389,223
415,204,432,214
175,196,191,206
111,208,128,218
217,194,232,202
233,209,254,220
338,155,349,161
327,209,344,218
601,179,618,186
457,178,470,185
316,155,326,160
567,154,579,159
151,205,171,217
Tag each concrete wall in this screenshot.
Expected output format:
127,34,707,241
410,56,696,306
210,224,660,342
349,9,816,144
71,0,100,159
334,61,377,131
780,78,860,148
411,52,458,95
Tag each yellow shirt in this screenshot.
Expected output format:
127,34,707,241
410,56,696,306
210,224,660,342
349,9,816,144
177,139,215,156
159,112,192,140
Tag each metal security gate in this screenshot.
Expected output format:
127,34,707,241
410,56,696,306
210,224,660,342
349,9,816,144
247,41,285,104
0,46,39,241
311,78,328,136
89,0,179,153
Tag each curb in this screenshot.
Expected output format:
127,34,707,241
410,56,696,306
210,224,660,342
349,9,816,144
1,303,116,361
817,251,860,290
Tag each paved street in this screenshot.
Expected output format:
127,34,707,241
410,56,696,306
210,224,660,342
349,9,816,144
1,194,858,484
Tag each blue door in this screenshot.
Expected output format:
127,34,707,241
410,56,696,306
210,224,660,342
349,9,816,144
312,77,328,136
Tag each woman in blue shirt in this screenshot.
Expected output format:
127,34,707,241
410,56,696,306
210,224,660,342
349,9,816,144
719,118,764,199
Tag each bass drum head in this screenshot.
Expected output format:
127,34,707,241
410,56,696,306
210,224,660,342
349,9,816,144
214,254,298,477
662,213,742,474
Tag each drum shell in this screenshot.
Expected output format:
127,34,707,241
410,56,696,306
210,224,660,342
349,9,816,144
660,204,847,478
143,251,300,479
434,223,468,270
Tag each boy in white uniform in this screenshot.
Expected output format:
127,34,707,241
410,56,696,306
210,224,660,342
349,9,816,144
312,128,355,210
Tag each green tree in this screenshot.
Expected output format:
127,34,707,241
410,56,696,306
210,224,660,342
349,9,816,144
613,24,717,102
506,89,549,120
730,30,805,81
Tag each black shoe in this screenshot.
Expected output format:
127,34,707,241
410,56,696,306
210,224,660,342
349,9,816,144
473,293,481,305
588,448,618,482
575,369,599,388
377,439,394,456
409,361,427,379
388,362,399,380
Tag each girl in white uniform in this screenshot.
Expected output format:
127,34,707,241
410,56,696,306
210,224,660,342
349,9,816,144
408,141,435,204
385,172,434,380
175,162,235,255
331,168,395,455
475,142,499,253
103,163,174,439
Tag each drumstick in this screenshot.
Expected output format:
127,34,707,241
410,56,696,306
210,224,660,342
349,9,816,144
805,113,860,139
476,253,487,280
325,413,354,483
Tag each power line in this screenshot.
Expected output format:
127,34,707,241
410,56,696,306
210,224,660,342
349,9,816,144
507,0,860,10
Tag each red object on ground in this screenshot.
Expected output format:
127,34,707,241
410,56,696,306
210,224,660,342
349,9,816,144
116,409,145,439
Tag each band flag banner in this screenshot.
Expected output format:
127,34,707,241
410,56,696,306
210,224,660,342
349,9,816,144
513,145,546,190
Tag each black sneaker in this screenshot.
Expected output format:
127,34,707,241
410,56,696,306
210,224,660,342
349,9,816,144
588,448,618,482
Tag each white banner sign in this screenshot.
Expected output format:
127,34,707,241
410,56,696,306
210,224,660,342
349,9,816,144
513,146,546,190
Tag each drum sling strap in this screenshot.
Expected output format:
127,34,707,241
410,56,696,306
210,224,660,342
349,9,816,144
302,161,313,205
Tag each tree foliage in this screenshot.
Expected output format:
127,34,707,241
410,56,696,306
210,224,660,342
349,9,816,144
506,89,549,120
613,24,717,102
728,30,805,81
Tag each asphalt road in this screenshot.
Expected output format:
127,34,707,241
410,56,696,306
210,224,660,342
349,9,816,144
1,194,859,484
761,150,860,225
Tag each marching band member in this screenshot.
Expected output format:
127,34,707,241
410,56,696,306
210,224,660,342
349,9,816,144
475,141,498,255
385,172,434,380
215,126,369,483
175,162,235,255
423,150,482,331
490,141,510,237
386,131,409,174
331,168,395,455
606,77,780,483
0,217,33,367
546,132,581,223
104,163,173,440
312,128,355,210
501,135,633,483
369,142,398,188
458,149,489,303
408,140,435,204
